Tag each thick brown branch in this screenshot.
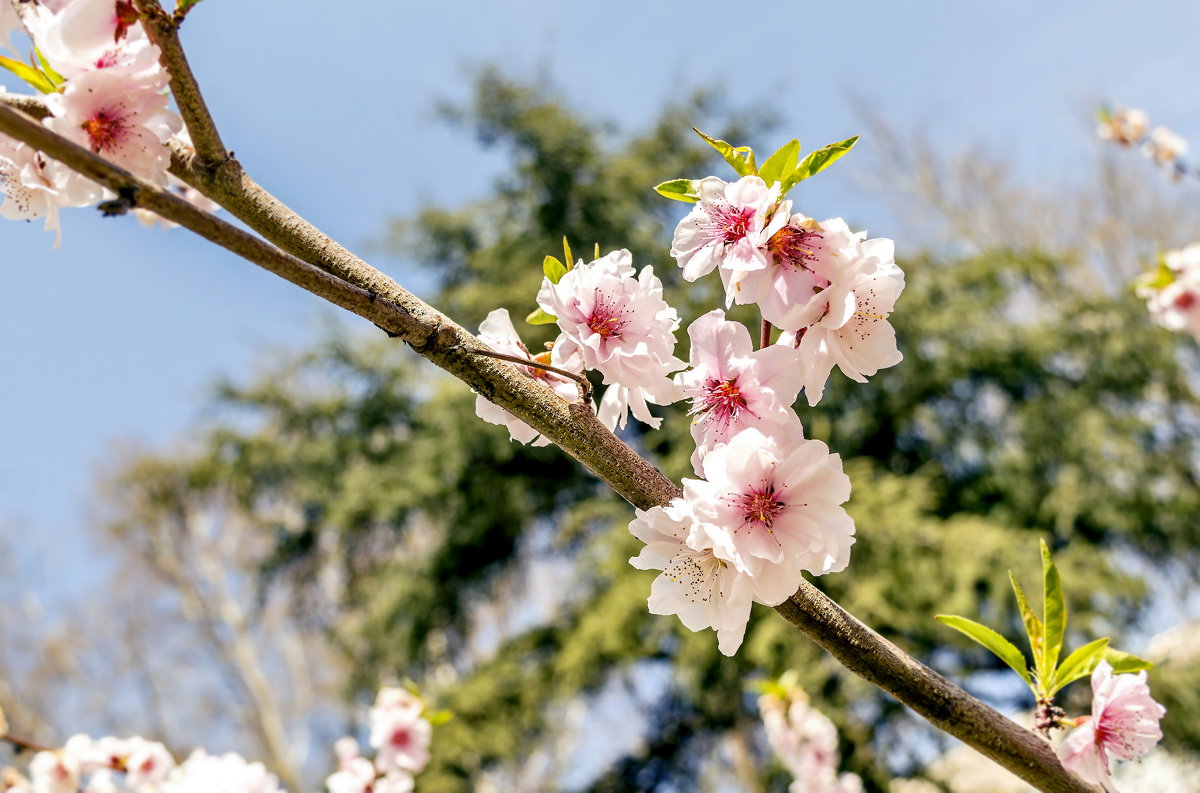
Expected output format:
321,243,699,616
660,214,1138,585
132,0,227,167
0,102,1101,793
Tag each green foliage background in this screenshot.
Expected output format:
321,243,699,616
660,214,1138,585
107,70,1200,790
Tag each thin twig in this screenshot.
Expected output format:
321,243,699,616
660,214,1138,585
458,346,593,404
132,0,227,167
759,317,772,350
3,734,54,754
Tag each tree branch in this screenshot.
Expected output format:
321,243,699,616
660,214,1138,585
0,103,1101,793
132,0,228,167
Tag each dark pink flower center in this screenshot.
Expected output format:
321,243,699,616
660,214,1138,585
81,110,130,154
390,727,412,749
725,483,786,530
690,377,754,431
706,203,756,245
586,291,629,338
1174,290,1197,311
768,226,829,282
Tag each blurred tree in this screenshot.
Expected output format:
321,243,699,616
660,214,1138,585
80,69,1200,792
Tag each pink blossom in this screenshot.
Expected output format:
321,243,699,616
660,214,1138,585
684,427,855,576
325,756,376,793
1059,660,1166,792
759,691,863,793
1141,244,1200,341
122,738,175,792
162,751,281,793
731,215,857,329
368,688,432,775
670,176,785,288
628,499,798,656
473,308,582,446
0,136,65,247
536,249,684,430
1097,108,1148,145
675,309,805,473
29,751,79,793
778,231,904,406
44,67,181,200
25,0,154,78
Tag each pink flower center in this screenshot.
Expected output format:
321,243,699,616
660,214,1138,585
1174,290,1197,311
768,226,828,281
726,483,786,530
586,291,629,338
81,110,130,154
389,727,412,749
691,377,754,431
706,203,756,245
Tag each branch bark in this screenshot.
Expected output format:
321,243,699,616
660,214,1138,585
0,89,1101,793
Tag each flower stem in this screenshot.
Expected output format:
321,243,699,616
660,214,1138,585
760,318,772,350
458,347,593,404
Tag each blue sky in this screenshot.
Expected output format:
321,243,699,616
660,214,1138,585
4,0,1200,600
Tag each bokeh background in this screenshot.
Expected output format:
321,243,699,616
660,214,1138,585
3,1,1200,791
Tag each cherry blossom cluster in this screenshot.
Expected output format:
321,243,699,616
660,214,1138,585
473,133,899,655
324,688,434,793
1136,243,1200,342
1,736,278,793
1097,106,1191,178
758,687,862,793
1058,661,1167,793
0,0,217,246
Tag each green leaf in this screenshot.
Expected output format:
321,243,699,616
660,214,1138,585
425,709,454,727
593,242,600,259
561,237,574,271
543,255,567,284
1096,105,1113,124
936,615,1032,686
692,127,757,177
33,48,64,88
1010,571,1045,683
525,307,558,326
0,56,57,94
1135,256,1175,292
177,0,206,14
1103,647,1153,675
1041,539,1066,676
653,178,700,203
758,139,800,187
782,135,859,193
1047,638,1109,696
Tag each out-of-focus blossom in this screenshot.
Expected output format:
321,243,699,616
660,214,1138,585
760,690,863,793
1097,108,1149,145
368,688,432,776
1143,126,1189,167
1139,243,1200,341
162,750,281,793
